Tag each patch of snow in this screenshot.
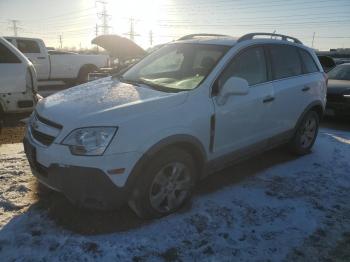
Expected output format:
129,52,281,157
0,128,349,261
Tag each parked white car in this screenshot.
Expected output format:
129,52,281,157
0,37,38,114
5,37,109,84
24,33,327,218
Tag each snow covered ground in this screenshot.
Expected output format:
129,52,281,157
0,127,349,261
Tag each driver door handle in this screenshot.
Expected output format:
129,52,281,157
263,96,275,103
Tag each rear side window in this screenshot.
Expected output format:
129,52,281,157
220,46,267,86
299,49,319,73
17,40,40,53
269,45,302,79
0,42,21,63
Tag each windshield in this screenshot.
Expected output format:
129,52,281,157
122,43,229,92
327,64,350,80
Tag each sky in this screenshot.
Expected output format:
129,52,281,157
0,0,349,51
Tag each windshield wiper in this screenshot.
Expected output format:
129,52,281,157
138,78,184,93
115,76,140,86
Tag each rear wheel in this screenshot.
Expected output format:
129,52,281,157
128,148,196,219
76,65,97,84
289,110,319,155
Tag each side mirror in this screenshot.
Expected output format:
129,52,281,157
217,77,249,105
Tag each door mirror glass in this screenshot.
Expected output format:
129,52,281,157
217,77,249,105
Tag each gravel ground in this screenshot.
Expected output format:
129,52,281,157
0,125,349,261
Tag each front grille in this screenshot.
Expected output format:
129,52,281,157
32,128,55,146
30,112,63,146
36,113,63,129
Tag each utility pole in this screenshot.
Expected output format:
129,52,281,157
124,18,139,41
96,0,111,35
149,30,153,46
312,32,316,48
9,20,20,36
59,35,63,49
95,24,99,37
95,23,99,53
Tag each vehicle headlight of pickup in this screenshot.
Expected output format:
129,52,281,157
62,127,117,156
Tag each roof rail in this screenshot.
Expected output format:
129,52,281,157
178,33,230,41
238,33,302,44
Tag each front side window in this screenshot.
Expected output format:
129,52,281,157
0,42,21,64
122,43,229,92
270,45,302,79
17,40,40,53
219,46,267,87
299,49,319,74
328,64,350,80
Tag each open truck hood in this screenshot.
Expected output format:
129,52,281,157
91,35,146,59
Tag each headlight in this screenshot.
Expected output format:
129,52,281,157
62,127,117,156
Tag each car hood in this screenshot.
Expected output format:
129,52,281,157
327,79,350,94
36,77,188,128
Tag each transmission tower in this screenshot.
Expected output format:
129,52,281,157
9,20,21,36
96,1,111,35
124,18,139,41
149,30,153,46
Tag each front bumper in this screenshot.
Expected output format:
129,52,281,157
23,134,142,209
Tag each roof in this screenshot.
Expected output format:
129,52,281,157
4,36,43,42
176,36,238,46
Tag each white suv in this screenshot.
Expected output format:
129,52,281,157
24,33,327,218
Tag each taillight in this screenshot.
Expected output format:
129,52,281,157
322,72,328,87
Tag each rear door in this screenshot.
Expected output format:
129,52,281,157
297,48,324,110
267,44,305,134
16,39,49,80
0,41,26,93
213,45,275,157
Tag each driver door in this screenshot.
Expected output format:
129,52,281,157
212,46,275,158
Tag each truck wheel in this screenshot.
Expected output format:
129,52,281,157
76,65,97,84
289,110,319,155
128,148,196,219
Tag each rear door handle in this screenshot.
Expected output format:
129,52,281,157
37,56,46,59
263,96,275,103
302,86,311,92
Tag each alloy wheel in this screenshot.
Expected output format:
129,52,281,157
300,116,317,149
149,162,192,213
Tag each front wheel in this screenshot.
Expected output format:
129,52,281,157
289,110,319,155
128,148,196,219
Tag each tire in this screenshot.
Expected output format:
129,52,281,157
76,65,97,84
289,110,319,155
128,147,197,219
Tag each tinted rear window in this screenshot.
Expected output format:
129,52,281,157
299,49,319,73
17,40,40,53
269,45,302,79
0,42,21,63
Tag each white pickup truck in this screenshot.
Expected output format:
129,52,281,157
5,37,109,84
0,37,39,115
